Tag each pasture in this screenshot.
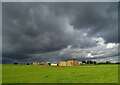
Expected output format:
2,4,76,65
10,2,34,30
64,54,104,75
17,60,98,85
2,64,118,83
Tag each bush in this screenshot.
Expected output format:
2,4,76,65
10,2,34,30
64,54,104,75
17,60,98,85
93,61,97,64
106,61,111,64
27,63,30,65
13,62,18,65
87,60,90,64
82,61,86,64
86,60,97,64
90,61,93,64
47,62,51,65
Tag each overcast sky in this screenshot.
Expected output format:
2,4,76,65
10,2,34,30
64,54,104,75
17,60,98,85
2,2,119,63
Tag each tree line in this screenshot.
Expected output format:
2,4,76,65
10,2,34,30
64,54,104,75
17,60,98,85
81,60,117,64
13,60,119,65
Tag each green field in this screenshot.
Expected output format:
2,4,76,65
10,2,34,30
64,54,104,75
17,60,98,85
2,64,118,83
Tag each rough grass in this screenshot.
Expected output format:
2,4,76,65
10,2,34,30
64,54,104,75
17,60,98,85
2,64,118,83
0,64,2,84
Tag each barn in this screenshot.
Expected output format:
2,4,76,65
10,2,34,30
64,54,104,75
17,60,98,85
58,61,67,66
66,59,78,66
58,59,78,66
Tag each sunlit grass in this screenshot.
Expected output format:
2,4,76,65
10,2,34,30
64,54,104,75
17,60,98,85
2,64,118,83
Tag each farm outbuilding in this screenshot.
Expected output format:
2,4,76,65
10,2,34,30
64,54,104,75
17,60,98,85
58,59,78,66
66,60,78,66
51,64,58,66
32,62,40,65
58,61,67,66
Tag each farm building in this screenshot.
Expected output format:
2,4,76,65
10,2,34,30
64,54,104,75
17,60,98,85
32,62,40,65
32,62,50,66
58,61,67,66
66,59,78,66
32,59,79,66
58,59,79,66
51,64,58,66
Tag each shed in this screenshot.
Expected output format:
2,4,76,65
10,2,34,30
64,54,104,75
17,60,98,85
51,64,58,66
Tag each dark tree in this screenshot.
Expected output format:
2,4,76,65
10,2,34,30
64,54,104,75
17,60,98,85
115,62,120,64
106,61,111,64
82,61,86,64
13,62,18,65
47,62,51,65
90,61,93,64
93,61,97,64
27,63,29,65
87,60,90,64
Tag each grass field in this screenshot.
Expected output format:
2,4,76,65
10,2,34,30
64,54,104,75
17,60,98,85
2,64,118,83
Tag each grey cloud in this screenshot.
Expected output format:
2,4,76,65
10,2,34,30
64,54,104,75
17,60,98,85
2,2,118,62
71,3,118,43
2,3,75,59
59,43,119,61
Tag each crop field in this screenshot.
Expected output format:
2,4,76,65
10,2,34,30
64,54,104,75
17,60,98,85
2,64,118,83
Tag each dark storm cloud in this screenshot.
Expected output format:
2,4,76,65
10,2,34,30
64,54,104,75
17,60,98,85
2,2,75,59
71,3,118,43
0,2,2,64
2,2,118,61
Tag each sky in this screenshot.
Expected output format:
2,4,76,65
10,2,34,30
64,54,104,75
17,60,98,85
2,2,119,63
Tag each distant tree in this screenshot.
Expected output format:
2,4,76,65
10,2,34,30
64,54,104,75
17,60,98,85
90,61,93,64
82,61,86,64
115,62,120,64
106,61,111,64
87,60,90,64
98,62,106,64
13,62,18,65
47,62,51,65
93,61,97,64
27,63,29,65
